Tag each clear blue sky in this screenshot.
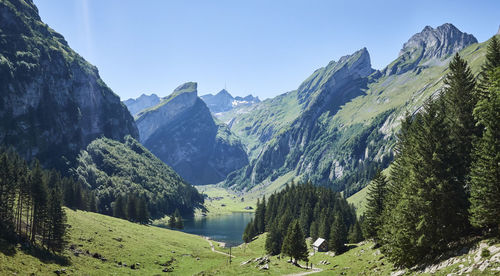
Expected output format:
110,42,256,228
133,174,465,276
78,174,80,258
33,0,499,100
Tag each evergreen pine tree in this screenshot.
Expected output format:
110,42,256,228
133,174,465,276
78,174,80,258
137,196,149,224
329,213,347,254
443,53,479,188
364,170,388,240
242,219,255,243
47,185,67,253
469,68,500,233
265,223,282,255
348,220,363,243
30,160,49,244
478,36,500,97
309,220,319,241
113,194,127,219
127,194,138,222
281,220,308,265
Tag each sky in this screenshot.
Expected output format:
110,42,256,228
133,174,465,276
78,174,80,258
33,0,499,100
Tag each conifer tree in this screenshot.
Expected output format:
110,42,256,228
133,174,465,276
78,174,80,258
0,153,15,239
113,194,127,219
137,196,149,224
469,68,500,233
348,220,363,243
30,160,49,244
329,213,347,254
281,220,308,264
380,99,468,267
364,170,388,240
478,36,500,97
127,194,138,222
242,219,255,243
47,185,67,252
442,53,479,188
265,223,282,255
309,221,319,241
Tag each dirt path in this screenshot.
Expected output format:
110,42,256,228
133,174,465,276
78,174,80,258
283,264,323,276
205,237,233,257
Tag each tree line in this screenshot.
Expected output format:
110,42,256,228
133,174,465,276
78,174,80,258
243,182,363,264
0,148,67,253
363,36,500,268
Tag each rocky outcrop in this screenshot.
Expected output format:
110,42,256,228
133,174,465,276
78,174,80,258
201,89,260,114
0,0,138,169
123,93,160,116
383,23,477,75
136,82,248,185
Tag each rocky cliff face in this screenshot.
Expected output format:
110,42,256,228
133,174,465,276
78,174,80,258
123,93,160,116
226,48,379,190
383,23,477,75
0,0,138,169
201,89,260,114
136,82,248,185
225,24,487,195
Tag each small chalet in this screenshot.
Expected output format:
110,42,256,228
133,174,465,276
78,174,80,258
312,238,327,252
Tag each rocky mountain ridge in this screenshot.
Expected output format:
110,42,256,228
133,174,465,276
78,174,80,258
0,0,138,170
201,89,260,114
135,82,249,185
224,23,486,195
123,93,160,116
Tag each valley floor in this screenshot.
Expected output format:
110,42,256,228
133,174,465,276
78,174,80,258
1,209,499,275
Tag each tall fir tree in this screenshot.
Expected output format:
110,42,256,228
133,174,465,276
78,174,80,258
113,194,127,219
281,220,308,264
329,212,347,254
363,170,388,240
442,53,479,188
30,160,49,244
469,68,500,233
265,223,283,255
478,36,500,98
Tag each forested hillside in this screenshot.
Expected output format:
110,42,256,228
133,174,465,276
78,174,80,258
363,36,500,268
72,136,204,219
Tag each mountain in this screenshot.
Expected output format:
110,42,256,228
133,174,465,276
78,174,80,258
136,82,249,185
72,136,204,217
201,89,260,114
123,93,161,116
0,0,138,169
224,24,484,195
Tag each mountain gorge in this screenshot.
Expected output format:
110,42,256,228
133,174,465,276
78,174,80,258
0,0,138,170
135,82,249,185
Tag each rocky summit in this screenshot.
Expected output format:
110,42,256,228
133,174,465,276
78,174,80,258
201,89,260,114
135,82,248,185
383,23,478,75
0,0,138,169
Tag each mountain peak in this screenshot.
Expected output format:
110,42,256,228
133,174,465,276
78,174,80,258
400,23,477,60
173,82,197,94
216,89,232,97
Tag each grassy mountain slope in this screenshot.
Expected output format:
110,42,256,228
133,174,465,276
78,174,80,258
72,136,204,218
2,209,497,275
224,29,492,197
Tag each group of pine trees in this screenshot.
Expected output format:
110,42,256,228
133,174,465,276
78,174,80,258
242,182,362,264
0,148,67,253
364,36,500,268
112,193,150,224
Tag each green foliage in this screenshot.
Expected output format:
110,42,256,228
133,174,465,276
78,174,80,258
329,212,348,254
0,147,67,253
469,68,500,232
244,182,360,255
281,220,308,264
72,136,204,220
363,170,388,240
